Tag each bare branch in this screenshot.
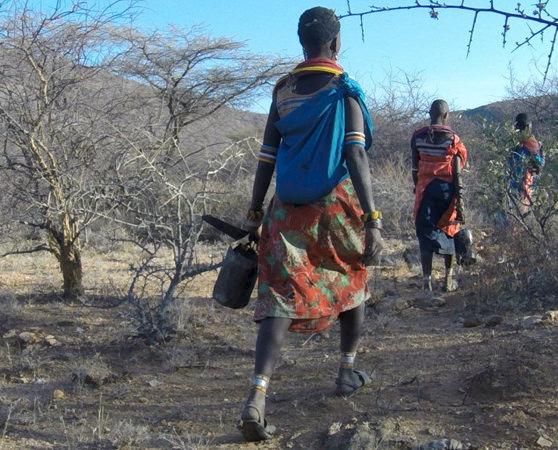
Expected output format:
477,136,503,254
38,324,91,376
0,244,51,258
342,1,558,81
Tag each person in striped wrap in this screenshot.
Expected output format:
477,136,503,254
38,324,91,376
412,100,468,297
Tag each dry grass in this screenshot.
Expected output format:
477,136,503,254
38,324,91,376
470,225,558,314
70,354,114,390
108,419,150,449
160,429,215,450
371,155,415,239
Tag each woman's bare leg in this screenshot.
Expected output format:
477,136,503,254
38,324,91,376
336,303,370,396
242,317,291,426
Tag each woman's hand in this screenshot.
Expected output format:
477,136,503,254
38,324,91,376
249,226,262,243
363,227,384,266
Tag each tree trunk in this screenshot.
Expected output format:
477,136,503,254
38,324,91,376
59,242,84,301
154,277,180,341
47,213,84,302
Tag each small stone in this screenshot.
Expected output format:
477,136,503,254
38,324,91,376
17,331,40,344
463,316,482,328
484,315,503,327
44,335,60,346
537,436,553,447
328,422,342,436
138,396,149,403
447,439,464,450
393,298,412,312
541,310,558,324
53,389,65,400
147,379,161,387
3,329,17,339
414,292,445,309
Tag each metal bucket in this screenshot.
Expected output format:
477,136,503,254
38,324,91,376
213,243,258,309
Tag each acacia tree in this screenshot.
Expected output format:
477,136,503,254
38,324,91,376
103,28,289,341
0,1,133,300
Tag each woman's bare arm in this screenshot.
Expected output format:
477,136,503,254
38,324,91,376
343,96,376,215
343,95,384,264
248,98,281,213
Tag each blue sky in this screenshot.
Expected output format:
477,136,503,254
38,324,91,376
35,0,558,112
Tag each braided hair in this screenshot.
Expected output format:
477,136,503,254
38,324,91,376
298,7,340,49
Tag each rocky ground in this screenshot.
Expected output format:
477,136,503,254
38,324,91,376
0,241,557,449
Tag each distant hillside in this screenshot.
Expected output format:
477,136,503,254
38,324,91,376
460,95,558,133
187,106,266,149
181,93,558,166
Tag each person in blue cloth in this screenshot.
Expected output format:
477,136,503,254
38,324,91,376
508,113,545,216
237,7,384,442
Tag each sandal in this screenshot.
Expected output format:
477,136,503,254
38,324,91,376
335,369,372,398
239,403,276,442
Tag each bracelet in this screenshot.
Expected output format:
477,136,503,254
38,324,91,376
242,208,264,232
361,210,382,222
364,219,382,230
247,208,264,222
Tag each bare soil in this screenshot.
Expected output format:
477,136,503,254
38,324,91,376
0,242,557,449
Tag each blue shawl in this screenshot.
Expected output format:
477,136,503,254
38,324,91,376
275,73,373,204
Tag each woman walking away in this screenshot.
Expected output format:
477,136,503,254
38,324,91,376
412,100,468,296
508,113,545,217
238,6,384,442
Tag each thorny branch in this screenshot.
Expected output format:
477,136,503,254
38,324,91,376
342,1,558,81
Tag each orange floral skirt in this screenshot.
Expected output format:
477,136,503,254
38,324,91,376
254,179,368,333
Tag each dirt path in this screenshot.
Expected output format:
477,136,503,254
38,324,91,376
0,246,557,449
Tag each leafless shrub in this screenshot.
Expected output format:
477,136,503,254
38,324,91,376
368,69,431,160
4,344,46,382
161,428,214,450
102,26,288,343
367,70,431,237
164,345,200,371
472,228,558,313
372,155,415,238
1,398,23,438
70,354,114,389
108,419,150,449
59,413,90,449
507,71,558,144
